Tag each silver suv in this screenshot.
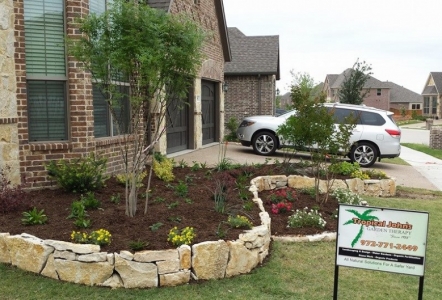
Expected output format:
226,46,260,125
236,103,401,167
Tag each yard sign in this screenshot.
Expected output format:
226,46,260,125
333,204,429,299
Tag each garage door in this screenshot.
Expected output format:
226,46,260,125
166,95,189,154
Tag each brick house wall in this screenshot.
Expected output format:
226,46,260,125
362,88,390,110
224,75,275,124
13,0,226,189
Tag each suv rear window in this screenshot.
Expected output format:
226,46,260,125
359,111,385,126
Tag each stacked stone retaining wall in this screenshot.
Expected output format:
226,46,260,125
0,175,395,289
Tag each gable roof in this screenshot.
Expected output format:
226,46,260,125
146,0,231,62
224,27,280,79
327,69,390,89
422,72,442,95
384,81,422,103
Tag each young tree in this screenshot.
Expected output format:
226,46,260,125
69,0,205,216
338,59,373,105
277,79,355,204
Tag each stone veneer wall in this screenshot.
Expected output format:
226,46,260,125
430,127,442,150
0,175,395,289
0,0,20,185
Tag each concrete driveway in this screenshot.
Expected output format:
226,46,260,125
169,139,441,191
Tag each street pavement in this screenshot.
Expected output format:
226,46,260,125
169,121,442,191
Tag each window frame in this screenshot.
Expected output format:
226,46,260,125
24,0,69,142
376,89,382,96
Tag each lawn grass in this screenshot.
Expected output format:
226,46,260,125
396,119,424,126
380,156,410,165
1,194,441,299
402,143,442,160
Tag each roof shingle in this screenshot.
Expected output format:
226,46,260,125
224,27,280,79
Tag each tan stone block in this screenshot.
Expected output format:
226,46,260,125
0,233,11,264
6,234,54,274
55,259,114,286
41,254,59,280
133,249,178,262
114,254,158,288
159,270,191,287
178,245,191,269
192,240,229,280
225,241,259,277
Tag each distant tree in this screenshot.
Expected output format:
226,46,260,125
338,60,372,105
288,71,324,106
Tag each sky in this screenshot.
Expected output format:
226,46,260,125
223,0,442,95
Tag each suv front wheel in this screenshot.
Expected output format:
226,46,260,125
350,142,378,167
252,131,277,156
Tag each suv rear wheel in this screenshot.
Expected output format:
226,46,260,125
350,142,378,167
252,131,277,156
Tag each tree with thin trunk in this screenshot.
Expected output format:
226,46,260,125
68,0,205,217
338,59,373,105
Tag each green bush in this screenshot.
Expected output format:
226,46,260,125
329,161,360,176
224,117,239,142
153,154,175,182
21,207,47,225
46,154,108,193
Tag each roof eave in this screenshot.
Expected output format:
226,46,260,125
215,0,231,62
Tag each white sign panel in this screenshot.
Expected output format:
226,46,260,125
336,205,429,276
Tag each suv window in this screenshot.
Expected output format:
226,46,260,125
329,107,361,124
359,111,385,126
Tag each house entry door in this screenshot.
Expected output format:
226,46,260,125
166,95,189,154
202,81,216,145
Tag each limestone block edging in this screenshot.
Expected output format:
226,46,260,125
0,174,390,289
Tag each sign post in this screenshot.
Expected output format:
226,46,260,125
333,204,429,299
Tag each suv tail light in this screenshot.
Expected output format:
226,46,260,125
385,129,401,138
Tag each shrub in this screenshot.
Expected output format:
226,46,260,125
80,192,101,209
0,171,26,214
329,161,360,176
227,215,253,229
21,207,47,225
46,153,108,193
287,207,326,229
153,153,175,182
332,188,362,205
174,181,188,198
129,239,149,251
67,200,87,219
268,188,296,204
74,218,91,228
224,117,239,142
115,171,147,188
271,201,293,214
167,226,195,247
350,170,370,180
71,229,112,246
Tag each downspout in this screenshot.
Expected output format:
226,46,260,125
258,74,262,114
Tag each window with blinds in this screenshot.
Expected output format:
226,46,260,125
24,0,67,142
90,0,130,138
93,84,130,138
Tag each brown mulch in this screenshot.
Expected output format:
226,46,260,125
1,163,342,253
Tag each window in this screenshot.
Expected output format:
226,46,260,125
93,85,130,138
377,89,381,96
90,0,130,138
24,0,67,141
411,104,421,110
423,97,429,114
359,111,385,126
330,108,361,124
432,96,437,115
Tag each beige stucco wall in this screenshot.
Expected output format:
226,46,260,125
0,0,20,185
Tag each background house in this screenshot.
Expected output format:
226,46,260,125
385,81,422,119
8,0,231,189
421,72,442,119
224,28,280,124
323,69,391,111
